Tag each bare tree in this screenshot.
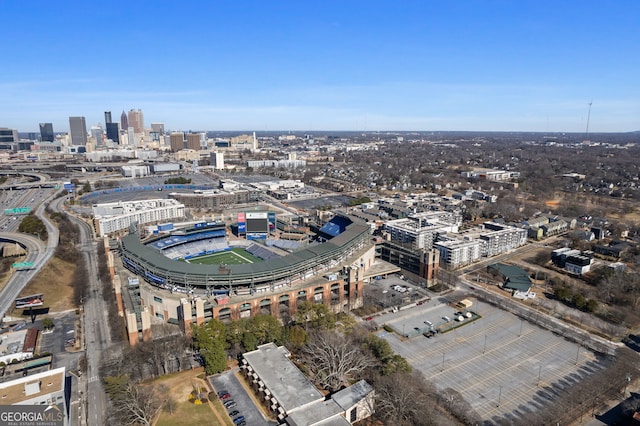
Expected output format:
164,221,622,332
105,375,165,426
129,324,190,378
302,330,376,392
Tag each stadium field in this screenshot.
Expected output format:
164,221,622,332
185,248,262,265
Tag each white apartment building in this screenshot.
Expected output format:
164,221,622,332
433,222,527,268
92,199,185,237
434,238,482,268
383,211,461,250
480,223,527,257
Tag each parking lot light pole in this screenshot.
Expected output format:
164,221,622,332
624,373,631,397
537,365,542,386
497,385,502,407
483,335,487,354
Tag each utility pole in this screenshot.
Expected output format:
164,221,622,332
585,101,593,141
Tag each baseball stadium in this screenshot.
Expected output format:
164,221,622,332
120,214,372,293
116,214,380,342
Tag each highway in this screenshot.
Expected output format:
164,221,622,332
0,191,60,318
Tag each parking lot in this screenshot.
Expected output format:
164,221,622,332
364,275,427,310
377,298,607,424
209,370,277,426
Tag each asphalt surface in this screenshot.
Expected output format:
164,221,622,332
0,187,59,318
53,194,111,426
377,298,608,424
209,370,277,426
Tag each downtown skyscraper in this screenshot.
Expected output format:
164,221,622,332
69,116,87,145
127,109,144,133
105,111,119,143
120,110,128,131
39,122,54,142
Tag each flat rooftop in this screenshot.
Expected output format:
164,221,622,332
0,367,65,405
0,329,28,358
243,342,323,414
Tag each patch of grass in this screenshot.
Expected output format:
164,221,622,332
150,368,230,426
187,248,262,265
0,257,21,293
8,257,76,316
156,402,219,426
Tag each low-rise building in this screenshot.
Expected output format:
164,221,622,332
564,254,593,275
0,328,38,365
240,343,374,425
0,367,68,425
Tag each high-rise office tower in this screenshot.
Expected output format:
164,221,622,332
127,109,144,133
128,127,135,146
91,126,103,145
39,123,54,142
210,152,224,170
0,128,18,143
106,122,119,143
151,122,164,134
69,116,88,145
186,133,201,150
105,111,112,124
120,110,128,131
169,133,184,152
150,123,164,142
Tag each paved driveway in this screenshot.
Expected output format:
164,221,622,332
209,369,277,426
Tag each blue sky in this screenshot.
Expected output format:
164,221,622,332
2,1,639,132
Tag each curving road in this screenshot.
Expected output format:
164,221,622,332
0,193,60,318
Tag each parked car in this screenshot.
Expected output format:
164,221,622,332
217,389,229,398
228,410,240,417
233,416,245,425
220,393,232,400
223,400,236,409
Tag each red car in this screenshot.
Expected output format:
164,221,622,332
365,316,373,321
220,393,232,400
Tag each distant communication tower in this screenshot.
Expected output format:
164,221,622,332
585,101,593,141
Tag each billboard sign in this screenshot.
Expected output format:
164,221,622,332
246,211,269,233
15,294,44,309
237,212,246,234
268,211,276,232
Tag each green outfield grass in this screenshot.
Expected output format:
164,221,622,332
186,247,262,265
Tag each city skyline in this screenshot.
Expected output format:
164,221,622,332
2,1,639,133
